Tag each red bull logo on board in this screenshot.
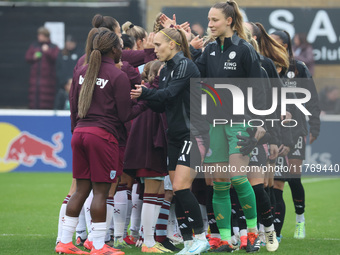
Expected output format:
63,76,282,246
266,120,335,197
0,122,66,172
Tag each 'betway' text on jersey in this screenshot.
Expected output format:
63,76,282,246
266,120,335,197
79,75,109,89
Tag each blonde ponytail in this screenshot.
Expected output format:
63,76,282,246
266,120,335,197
159,28,191,59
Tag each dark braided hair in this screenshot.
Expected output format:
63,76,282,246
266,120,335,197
78,30,120,118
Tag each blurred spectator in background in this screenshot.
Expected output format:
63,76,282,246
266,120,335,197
293,33,315,76
191,22,205,37
319,86,340,115
25,26,59,109
56,35,82,91
54,78,71,110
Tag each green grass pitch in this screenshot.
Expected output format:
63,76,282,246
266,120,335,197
0,173,339,254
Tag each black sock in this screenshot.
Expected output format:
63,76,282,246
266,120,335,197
230,186,239,231
264,185,270,208
175,189,204,236
206,185,219,234
174,196,192,241
231,187,247,232
264,185,270,195
253,184,273,228
269,186,276,215
288,178,305,215
273,188,285,236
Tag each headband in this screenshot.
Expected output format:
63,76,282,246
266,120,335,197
160,30,181,46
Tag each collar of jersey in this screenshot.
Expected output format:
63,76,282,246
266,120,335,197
216,32,241,52
101,56,116,65
165,51,184,68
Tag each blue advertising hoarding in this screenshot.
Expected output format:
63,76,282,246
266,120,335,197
0,110,72,173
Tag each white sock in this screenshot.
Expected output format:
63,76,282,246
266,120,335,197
199,204,208,235
210,233,221,238
84,191,93,240
264,224,275,232
195,232,206,241
108,196,115,239
247,227,258,234
114,190,127,238
184,240,193,248
92,222,107,250
61,216,78,244
109,220,114,238
76,206,87,239
130,183,142,238
259,223,265,233
167,204,177,237
57,203,67,243
124,190,133,238
231,235,238,244
106,200,114,242
142,195,158,247
87,228,93,242
233,226,239,237
240,229,247,237
296,213,305,223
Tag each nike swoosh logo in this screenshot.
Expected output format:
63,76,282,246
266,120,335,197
189,246,200,253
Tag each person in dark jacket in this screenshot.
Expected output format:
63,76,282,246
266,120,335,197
25,26,59,109
131,27,210,254
232,24,281,252
191,2,266,252
271,30,321,241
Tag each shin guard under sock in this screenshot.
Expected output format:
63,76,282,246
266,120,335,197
252,184,273,228
174,189,204,235
206,185,219,234
288,178,305,215
273,188,285,236
231,176,257,229
174,196,193,241
213,182,231,241
233,187,247,233
269,186,277,215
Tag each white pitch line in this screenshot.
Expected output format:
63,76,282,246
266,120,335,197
301,178,339,184
283,237,340,241
1,234,46,237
